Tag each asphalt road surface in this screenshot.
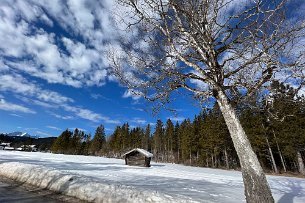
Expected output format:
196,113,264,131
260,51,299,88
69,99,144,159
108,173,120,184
0,177,83,203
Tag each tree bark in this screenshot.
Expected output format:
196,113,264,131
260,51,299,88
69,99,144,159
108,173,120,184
224,147,229,169
211,154,214,168
216,89,274,203
206,152,209,167
265,135,278,173
297,151,305,176
278,149,287,173
272,130,286,173
189,149,192,165
177,148,180,163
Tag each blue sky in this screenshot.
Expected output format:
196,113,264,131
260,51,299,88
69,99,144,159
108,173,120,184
0,0,204,137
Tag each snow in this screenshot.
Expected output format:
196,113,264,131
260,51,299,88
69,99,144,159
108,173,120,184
3,147,14,150
123,148,154,158
0,151,305,203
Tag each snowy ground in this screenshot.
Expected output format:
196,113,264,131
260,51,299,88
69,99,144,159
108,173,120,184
0,151,304,203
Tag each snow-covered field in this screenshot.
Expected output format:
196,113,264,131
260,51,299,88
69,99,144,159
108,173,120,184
0,151,304,203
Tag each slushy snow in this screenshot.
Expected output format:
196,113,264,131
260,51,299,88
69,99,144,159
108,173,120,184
0,151,304,203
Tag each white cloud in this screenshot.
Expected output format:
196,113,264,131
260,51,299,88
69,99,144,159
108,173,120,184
60,104,120,124
167,116,185,122
40,13,53,26
0,0,111,88
131,117,147,125
0,73,103,122
46,126,62,131
105,128,113,132
122,89,142,100
9,113,22,118
91,94,106,100
68,127,87,132
99,116,121,125
0,74,73,104
125,106,144,112
36,130,53,137
0,60,9,71
0,74,36,95
0,72,117,123
24,127,38,131
67,0,94,30
0,98,36,114
50,113,74,120
190,79,209,91
62,104,102,122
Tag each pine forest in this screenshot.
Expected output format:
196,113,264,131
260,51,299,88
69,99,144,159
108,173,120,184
50,82,305,175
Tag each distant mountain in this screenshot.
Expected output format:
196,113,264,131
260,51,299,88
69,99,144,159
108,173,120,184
0,133,57,151
6,132,38,139
7,131,30,137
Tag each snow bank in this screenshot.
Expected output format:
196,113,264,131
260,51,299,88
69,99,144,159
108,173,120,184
0,162,178,203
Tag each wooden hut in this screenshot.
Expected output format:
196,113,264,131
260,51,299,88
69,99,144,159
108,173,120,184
123,148,153,167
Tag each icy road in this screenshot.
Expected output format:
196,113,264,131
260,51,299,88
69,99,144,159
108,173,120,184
0,176,82,203
0,151,304,203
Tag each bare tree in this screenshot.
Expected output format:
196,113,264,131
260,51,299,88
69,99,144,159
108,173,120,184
108,0,305,202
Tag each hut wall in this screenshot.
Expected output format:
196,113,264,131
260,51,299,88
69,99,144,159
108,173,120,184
126,152,146,166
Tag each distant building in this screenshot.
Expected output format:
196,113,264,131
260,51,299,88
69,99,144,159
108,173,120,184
4,147,14,150
20,145,38,152
123,148,153,167
0,143,12,150
0,143,11,147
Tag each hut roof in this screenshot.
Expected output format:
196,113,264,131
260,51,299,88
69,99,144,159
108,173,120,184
123,148,153,158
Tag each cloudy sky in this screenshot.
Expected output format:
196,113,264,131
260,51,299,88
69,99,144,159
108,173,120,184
0,0,201,137
0,0,304,137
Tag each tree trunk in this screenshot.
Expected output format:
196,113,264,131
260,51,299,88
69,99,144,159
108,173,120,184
265,135,278,173
278,150,287,173
297,151,305,176
197,151,199,161
206,152,209,167
189,149,192,165
272,130,286,173
216,89,274,203
211,154,214,168
224,147,229,169
177,148,180,163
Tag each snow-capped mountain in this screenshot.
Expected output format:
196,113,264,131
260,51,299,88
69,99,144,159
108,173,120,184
7,132,30,137
6,132,38,138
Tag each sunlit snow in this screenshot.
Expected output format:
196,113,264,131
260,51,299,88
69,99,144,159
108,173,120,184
0,151,304,202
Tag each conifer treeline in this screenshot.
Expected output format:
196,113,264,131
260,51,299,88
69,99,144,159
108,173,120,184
51,125,105,155
51,82,305,174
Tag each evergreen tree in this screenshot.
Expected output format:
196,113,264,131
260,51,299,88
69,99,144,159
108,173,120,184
165,119,174,162
174,122,180,162
179,119,194,165
153,120,164,161
81,133,91,155
143,124,151,150
51,129,72,154
108,126,122,156
89,125,106,155
121,123,130,150
69,128,83,154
